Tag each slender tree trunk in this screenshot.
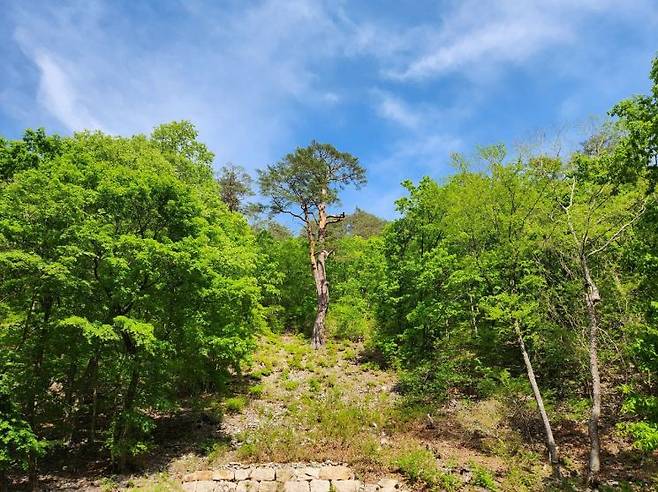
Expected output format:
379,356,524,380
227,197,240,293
581,257,602,489
90,386,98,444
311,250,329,349
115,366,140,471
27,297,52,491
307,194,334,349
70,350,100,443
515,322,560,478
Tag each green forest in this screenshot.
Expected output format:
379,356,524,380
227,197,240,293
1,55,657,492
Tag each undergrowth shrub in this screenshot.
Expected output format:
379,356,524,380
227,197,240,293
327,298,375,341
224,396,247,414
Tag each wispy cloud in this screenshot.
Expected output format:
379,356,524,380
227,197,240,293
372,90,421,129
31,51,105,132
385,0,657,82
6,0,353,168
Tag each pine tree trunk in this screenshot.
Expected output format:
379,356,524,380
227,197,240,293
516,322,560,478
311,250,329,349
308,193,333,349
582,257,602,490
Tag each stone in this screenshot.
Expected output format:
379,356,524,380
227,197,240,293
236,481,259,492
319,466,353,480
300,467,320,479
235,469,251,481
252,467,276,481
331,480,361,492
377,478,398,490
216,482,238,492
258,481,279,492
309,479,330,492
213,469,235,481
276,467,295,482
183,480,218,492
283,481,310,492
184,471,214,482
363,485,379,492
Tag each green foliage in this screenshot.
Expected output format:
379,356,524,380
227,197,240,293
258,141,366,213
224,396,248,414
0,123,261,471
471,463,498,490
338,207,387,238
326,298,374,341
619,321,658,451
216,164,254,213
394,446,460,490
255,233,316,333
0,383,43,473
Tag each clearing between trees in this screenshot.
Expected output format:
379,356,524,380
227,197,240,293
32,333,656,491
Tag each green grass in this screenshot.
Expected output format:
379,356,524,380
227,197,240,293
282,379,300,391
308,377,322,393
248,383,265,397
393,445,460,491
471,463,497,491
224,396,248,413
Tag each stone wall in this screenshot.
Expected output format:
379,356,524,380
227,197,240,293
181,463,403,492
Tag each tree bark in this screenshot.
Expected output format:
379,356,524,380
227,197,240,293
515,322,560,479
27,296,52,491
307,192,336,349
582,257,602,490
115,366,140,471
311,250,329,349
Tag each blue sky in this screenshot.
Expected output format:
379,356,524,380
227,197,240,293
1,0,657,218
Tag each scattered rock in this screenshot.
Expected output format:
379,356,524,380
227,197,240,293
377,478,398,490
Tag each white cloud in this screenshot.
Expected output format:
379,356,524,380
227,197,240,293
373,90,420,128
385,0,656,82
31,52,105,132
321,92,341,104
6,0,354,169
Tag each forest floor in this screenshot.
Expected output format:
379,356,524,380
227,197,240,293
36,333,657,491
